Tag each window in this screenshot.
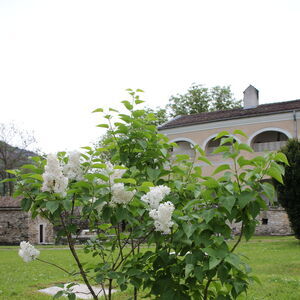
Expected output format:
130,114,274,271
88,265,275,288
171,141,196,160
39,224,44,244
251,131,288,152
205,136,236,155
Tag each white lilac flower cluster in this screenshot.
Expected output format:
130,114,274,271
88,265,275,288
149,201,175,234
142,185,175,234
42,151,83,197
141,185,171,209
18,241,40,262
98,162,135,206
99,162,127,184
63,151,83,181
42,154,69,196
110,183,135,206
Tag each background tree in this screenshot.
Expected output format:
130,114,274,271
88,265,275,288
274,139,300,239
143,106,168,126
147,84,241,125
0,122,37,195
167,84,241,117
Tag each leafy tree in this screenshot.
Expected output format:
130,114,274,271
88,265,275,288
143,106,168,126
10,89,287,300
210,85,241,111
274,139,300,239
167,84,241,118
0,123,37,195
146,84,241,125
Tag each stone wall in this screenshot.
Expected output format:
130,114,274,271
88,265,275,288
232,207,292,236
0,196,55,245
28,215,55,244
0,208,29,245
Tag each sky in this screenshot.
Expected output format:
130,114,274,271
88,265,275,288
0,0,300,153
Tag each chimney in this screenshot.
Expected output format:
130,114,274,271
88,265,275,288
243,85,259,109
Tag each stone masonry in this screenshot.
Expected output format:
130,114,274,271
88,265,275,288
0,196,54,245
232,207,292,236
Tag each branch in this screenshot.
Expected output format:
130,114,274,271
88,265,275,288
60,214,98,300
231,222,244,253
36,258,72,275
113,228,154,271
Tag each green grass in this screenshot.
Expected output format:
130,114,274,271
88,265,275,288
0,236,300,299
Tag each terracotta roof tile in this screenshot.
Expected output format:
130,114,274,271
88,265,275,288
158,99,300,130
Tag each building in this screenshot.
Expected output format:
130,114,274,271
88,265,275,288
0,196,54,245
158,85,297,235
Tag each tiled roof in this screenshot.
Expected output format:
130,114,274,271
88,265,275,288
158,99,300,130
0,196,21,208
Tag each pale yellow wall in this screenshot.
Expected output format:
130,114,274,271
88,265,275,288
161,113,298,176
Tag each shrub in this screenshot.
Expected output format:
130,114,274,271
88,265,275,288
274,139,300,238
8,89,287,300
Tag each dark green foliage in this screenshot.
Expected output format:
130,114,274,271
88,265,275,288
146,84,241,126
274,139,300,239
167,84,241,117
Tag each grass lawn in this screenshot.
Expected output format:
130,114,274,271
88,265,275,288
0,236,300,299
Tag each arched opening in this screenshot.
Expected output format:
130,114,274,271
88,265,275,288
205,136,236,155
251,130,288,152
171,140,196,160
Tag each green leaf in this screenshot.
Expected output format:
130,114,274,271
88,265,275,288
209,256,222,269
185,264,194,278
233,129,248,138
198,156,212,166
214,131,230,140
175,154,190,161
261,182,275,203
238,191,255,209
121,100,133,110
220,195,236,213
21,164,38,171
220,136,234,145
275,152,289,165
202,209,215,223
29,174,43,181
98,223,112,230
237,156,252,167
194,266,203,281
182,223,196,238
183,199,202,211
46,201,60,214
91,163,107,169
244,220,257,241
96,124,109,128
68,293,76,300
212,164,231,175
225,253,241,269
53,290,64,298
212,146,230,155
62,199,72,210
21,198,32,211
114,178,136,185
135,99,145,104
266,167,283,183
146,168,161,181
92,108,103,113
238,143,254,153
202,178,219,189
132,110,145,118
